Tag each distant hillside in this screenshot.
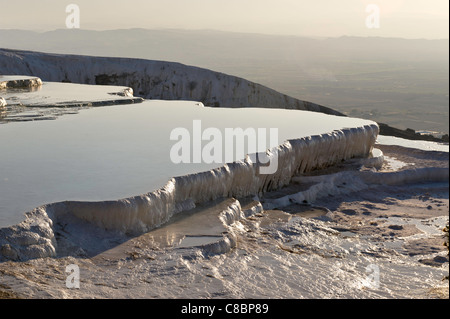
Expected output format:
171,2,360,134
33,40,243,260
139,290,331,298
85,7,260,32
0,48,341,116
0,29,447,68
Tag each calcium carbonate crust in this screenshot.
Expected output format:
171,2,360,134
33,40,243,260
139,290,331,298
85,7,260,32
0,49,342,115
1,123,379,261
1,122,449,262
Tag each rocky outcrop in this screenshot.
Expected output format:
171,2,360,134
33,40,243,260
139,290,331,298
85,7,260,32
0,75,42,89
0,207,56,262
378,123,448,143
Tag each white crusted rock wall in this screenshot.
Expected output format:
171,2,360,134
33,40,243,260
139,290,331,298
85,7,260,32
0,49,342,115
33,123,379,237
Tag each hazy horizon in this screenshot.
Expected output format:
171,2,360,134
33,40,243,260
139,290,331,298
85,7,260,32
0,0,448,40
2,27,449,41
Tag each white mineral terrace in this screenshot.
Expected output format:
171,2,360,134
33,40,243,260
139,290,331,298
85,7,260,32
0,78,382,261
0,75,143,123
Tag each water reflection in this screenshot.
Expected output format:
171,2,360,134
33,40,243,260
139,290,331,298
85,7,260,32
0,99,374,227
2,85,43,93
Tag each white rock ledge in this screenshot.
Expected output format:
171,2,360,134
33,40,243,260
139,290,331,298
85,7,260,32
0,123,380,261
360,147,384,169
0,75,43,89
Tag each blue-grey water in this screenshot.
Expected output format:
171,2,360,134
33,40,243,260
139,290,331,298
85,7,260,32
0,100,374,227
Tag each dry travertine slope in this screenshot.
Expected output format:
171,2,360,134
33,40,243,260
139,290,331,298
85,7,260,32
0,48,341,115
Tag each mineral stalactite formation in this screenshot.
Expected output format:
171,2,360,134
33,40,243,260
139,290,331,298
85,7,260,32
0,121,381,261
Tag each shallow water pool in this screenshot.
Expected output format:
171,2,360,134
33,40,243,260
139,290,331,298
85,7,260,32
0,99,375,227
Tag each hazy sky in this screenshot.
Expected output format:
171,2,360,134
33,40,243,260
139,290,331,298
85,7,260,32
0,0,448,39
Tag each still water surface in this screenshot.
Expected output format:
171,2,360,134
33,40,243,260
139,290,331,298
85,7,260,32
0,100,374,227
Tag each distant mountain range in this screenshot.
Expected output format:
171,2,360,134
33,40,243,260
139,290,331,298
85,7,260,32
0,29,447,68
